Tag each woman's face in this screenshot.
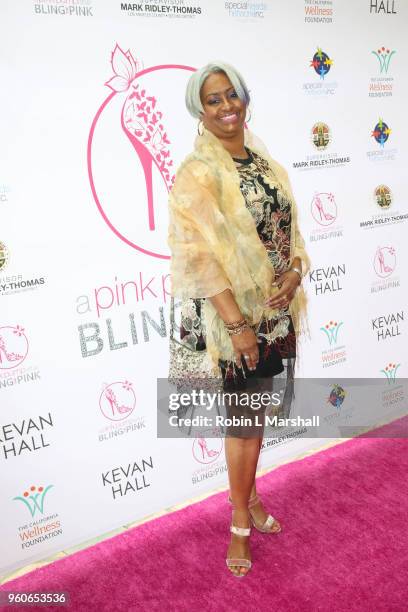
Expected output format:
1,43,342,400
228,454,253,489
199,72,246,139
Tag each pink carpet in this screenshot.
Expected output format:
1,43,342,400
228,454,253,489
2,419,408,612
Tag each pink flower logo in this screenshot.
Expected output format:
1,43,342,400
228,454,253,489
0,325,29,369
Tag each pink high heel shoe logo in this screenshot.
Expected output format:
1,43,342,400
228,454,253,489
373,246,396,278
99,380,136,421
87,44,195,259
311,192,337,226
192,436,223,465
0,325,28,370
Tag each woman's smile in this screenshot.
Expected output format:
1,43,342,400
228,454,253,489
218,111,240,125
200,71,246,139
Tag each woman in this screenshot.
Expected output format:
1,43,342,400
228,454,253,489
168,62,310,577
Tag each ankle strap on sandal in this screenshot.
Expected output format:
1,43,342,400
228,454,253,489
228,494,259,509
230,525,251,537
248,495,259,509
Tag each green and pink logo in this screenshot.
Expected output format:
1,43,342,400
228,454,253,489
13,485,53,517
372,47,396,74
381,362,400,383
320,320,343,346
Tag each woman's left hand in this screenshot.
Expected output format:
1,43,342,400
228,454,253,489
264,271,301,310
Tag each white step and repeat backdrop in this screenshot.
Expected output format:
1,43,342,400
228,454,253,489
1,0,407,574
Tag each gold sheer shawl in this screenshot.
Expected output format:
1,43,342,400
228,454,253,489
168,128,310,367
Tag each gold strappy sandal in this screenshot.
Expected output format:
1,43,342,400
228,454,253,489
226,524,252,577
228,494,281,534
248,494,281,534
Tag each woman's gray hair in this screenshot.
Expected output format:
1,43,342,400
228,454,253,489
185,62,250,119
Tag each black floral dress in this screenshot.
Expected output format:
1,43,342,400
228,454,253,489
179,148,296,404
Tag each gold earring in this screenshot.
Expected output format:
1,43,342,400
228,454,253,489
197,120,204,135
245,108,252,123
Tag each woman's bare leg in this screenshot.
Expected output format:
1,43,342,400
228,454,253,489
247,437,281,532
248,437,262,500
225,436,261,576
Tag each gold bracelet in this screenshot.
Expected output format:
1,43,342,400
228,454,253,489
226,322,250,336
224,318,247,330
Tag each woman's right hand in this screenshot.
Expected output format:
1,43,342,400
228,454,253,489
230,328,259,370
207,289,259,370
